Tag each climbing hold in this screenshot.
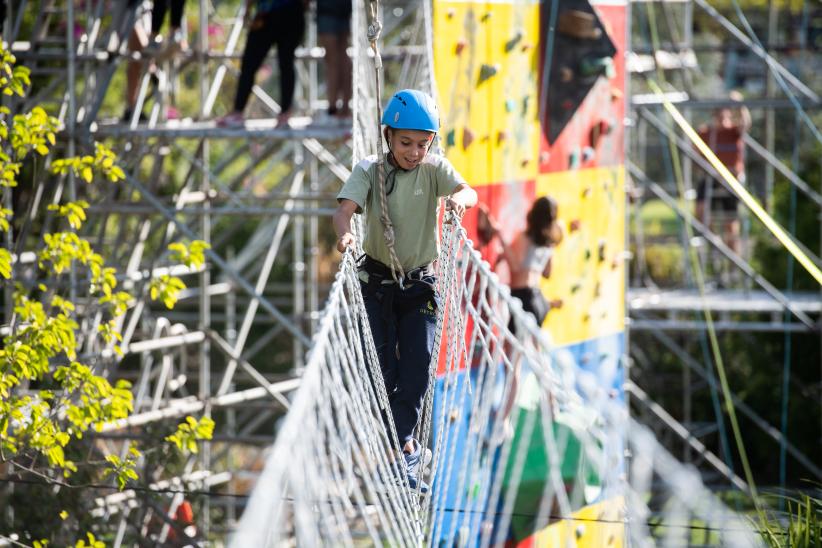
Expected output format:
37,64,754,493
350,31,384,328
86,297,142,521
539,150,551,164
520,43,532,53
582,186,592,198
455,39,467,56
504,31,523,52
462,127,475,150
571,283,582,294
611,87,623,101
496,130,507,145
446,128,456,147
590,119,613,147
449,408,460,422
446,8,455,19
575,525,585,539
611,258,619,270
481,11,492,22
561,99,574,111
582,313,590,322
569,219,581,232
584,248,592,261
557,10,602,40
580,56,615,78
559,66,574,83
594,281,601,297
521,96,530,115
505,99,516,113
598,239,607,262
569,148,581,169
477,63,499,85
582,146,595,161
520,158,529,168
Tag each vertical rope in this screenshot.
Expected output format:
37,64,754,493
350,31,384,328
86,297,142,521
366,0,405,283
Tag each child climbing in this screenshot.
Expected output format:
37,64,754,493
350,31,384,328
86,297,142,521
481,195,564,329
333,89,477,493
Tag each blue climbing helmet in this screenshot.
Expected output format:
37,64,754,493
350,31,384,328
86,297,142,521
381,89,440,133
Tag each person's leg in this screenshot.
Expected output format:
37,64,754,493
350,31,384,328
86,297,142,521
233,14,276,114
360,283,401,445
392,286,438,449
151,0,168,36
273,3,305,123
0,0,7,39
170,0,185,29
164,0,188,52
125,23,150,117
318,32,339,114
725,216,741,256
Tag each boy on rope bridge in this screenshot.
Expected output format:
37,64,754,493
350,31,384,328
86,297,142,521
333,89,477,493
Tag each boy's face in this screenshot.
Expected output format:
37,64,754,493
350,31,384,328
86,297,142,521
387,128,435,170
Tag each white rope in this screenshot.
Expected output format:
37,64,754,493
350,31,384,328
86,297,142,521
231,216,763,547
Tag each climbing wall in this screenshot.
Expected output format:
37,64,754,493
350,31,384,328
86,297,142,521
433,0,626,545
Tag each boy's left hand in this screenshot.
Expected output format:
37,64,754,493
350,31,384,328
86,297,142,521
445,197,466,219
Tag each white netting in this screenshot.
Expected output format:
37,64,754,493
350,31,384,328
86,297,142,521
231,218,762,547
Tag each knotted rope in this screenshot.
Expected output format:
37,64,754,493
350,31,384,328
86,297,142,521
367,0,405,285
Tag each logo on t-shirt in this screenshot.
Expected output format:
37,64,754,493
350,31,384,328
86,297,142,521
414,188,423,196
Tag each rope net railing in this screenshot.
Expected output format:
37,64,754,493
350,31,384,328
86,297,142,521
230,219,762,547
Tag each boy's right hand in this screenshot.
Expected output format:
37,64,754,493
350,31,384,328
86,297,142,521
337,232,356,253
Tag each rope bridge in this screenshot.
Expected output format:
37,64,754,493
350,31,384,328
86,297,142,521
230,219,760,547
230,0,760,545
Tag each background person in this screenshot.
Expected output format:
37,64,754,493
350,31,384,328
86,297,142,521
317,0,352,123
217,0,306,127
695,90,752,258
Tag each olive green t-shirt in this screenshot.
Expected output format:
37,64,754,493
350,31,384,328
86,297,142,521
337,154,466,270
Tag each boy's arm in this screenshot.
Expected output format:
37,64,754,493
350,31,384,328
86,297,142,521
333,199,359,252
445,183,478,218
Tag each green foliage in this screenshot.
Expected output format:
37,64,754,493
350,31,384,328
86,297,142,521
47,200,89,230
0,49,137,483
168,240,211,270
165,415,215,455
102,447,141,490
760,493,822,548
639,198,681,238
51,142,126,184
149,274,186,309
0,45,225,544
73,533,105,548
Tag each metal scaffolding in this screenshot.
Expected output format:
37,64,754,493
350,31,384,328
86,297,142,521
4,0,820,542
2,0,430,541
626,0,821,491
